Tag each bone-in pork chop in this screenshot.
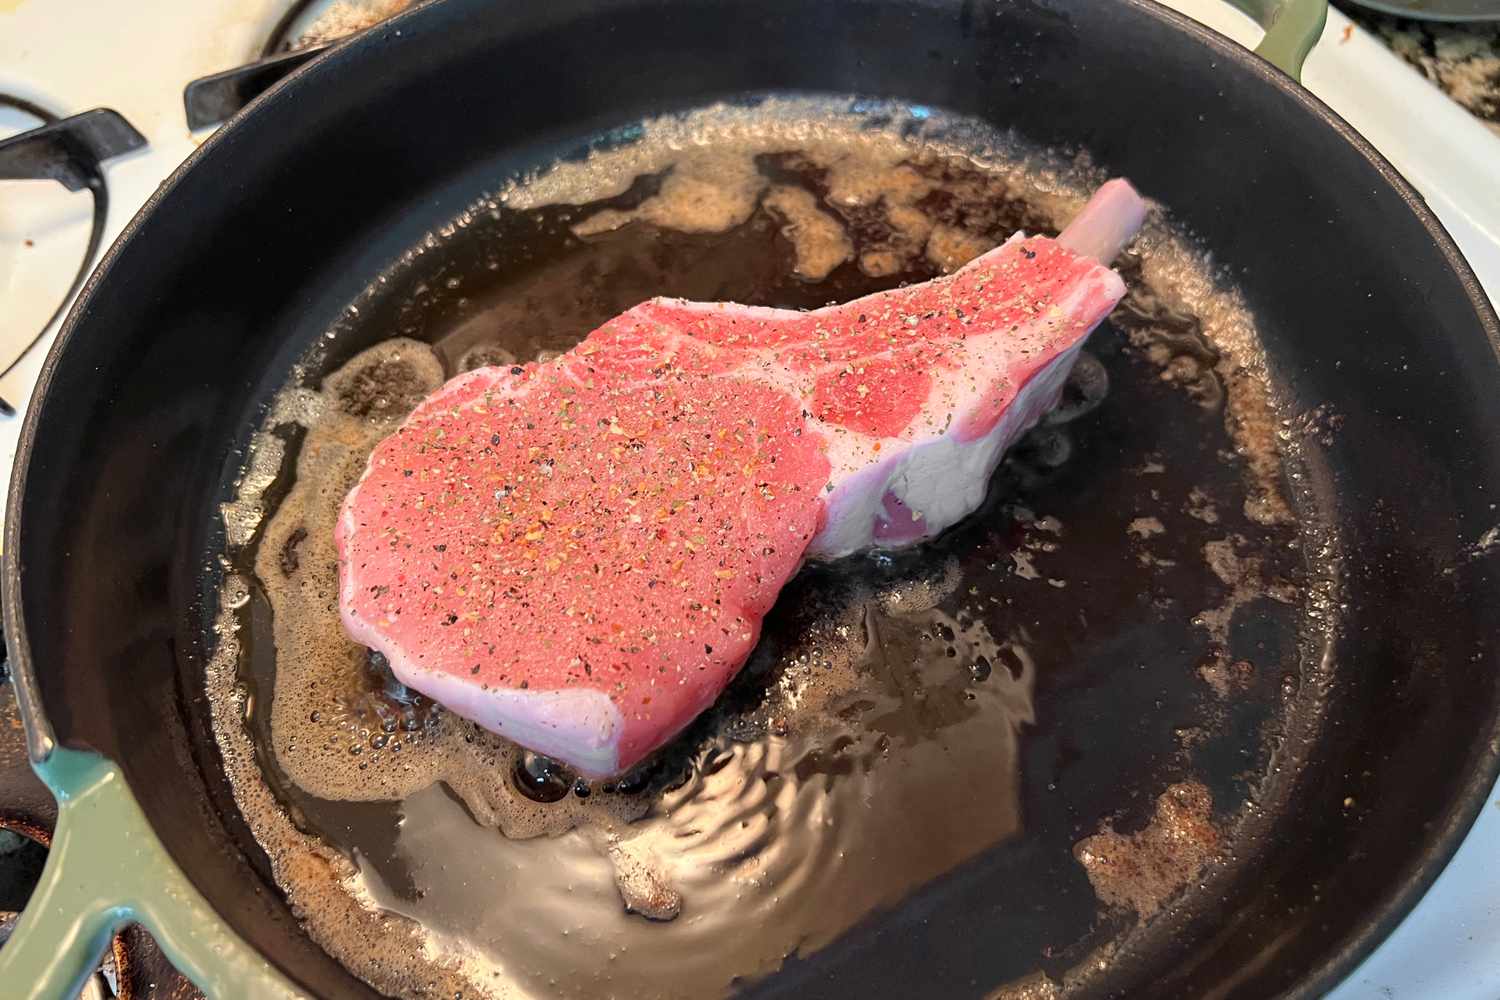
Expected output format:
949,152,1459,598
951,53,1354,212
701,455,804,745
337,179,1147,777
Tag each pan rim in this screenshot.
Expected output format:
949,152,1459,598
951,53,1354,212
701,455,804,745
5,0,1498,996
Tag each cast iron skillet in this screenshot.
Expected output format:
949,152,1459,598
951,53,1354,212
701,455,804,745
3,0,1499,996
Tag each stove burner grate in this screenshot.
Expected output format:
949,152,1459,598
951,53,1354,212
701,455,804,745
0,99,145,413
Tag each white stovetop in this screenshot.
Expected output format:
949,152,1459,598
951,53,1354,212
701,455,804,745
1,2,1497,997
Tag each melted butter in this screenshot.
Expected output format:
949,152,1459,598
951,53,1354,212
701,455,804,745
346,599,1032,998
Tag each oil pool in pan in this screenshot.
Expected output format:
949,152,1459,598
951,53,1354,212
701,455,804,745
206,99,1337,999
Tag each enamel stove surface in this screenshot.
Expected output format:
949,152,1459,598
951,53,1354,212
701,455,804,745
0,1,1496,996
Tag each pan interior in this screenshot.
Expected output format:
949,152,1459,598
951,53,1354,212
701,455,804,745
202,97,1334,1000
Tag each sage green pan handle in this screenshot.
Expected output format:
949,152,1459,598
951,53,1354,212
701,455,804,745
1230,0,1329,81
0,0,1328,995
0,747,305,999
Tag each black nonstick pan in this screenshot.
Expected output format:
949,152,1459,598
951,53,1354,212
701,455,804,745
3,0,1499,996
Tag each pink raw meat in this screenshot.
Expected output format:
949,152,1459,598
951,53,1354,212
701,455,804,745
337,179,1147,777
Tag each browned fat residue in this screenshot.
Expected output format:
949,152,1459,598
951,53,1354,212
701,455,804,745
926,224,998,273
761,185,853,281
1220,366,1293,525
538,101,1067,292
1186,536,1296,700
1120,234,1294,528
607,842,684,921
1197,656,1255,700
1193,535,1298,655
570,150,767,237
326,345,441,419
1074,782,1220,918
1289,403,1345,448
292,0,413,48
1185,486,1219,524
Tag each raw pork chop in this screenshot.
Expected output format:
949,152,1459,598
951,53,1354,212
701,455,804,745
337,179,1147,777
